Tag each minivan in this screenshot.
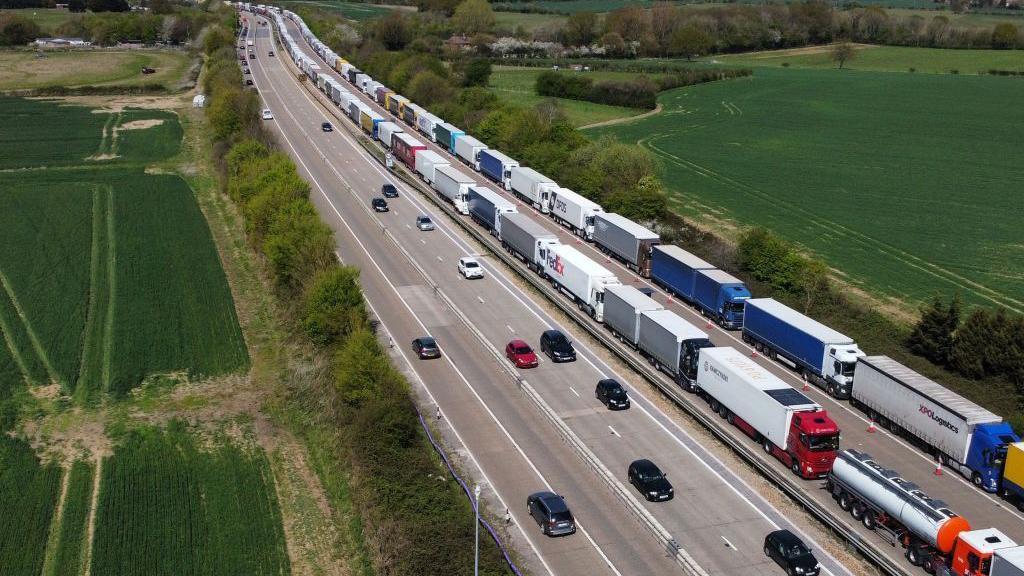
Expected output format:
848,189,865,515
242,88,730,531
527,492,576,536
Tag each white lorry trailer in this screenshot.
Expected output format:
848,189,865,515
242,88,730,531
549,187,603,240
432,164,475,215
509,167,558,213
453,135,488,171
542,245,620,322
414,149,449,185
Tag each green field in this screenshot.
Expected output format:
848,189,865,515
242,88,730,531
4,8,76,33
0,436,62,576
91,424,289,576
490,66,652,126
0,50,193,92
0,97,248,399
712,44,1024,74
276,0,403,20
595,66,1024,312
47,460,95,576
497,0,944,13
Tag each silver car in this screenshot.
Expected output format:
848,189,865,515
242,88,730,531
416,216,434,231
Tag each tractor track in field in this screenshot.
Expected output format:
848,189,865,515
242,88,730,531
0,268,61,383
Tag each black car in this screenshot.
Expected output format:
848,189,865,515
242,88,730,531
539,330,576,363
381,183,399,198
527,492,576,537
371,197,389,212
245,78,253,86
412,337,440,359
268,50,275,56
764,529,820,576
243,68,251,75
595,379,630,410
628,459,673,501
321,122,333,132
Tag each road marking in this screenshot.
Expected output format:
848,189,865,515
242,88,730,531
405,224,411,229
721,535,737,551
477,296,485,304
334,251,344,263
608,426,621,438
569,386,580,398
506,324,514,333
436,256,443,262
420,239,426,245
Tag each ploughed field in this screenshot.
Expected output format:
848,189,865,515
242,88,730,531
595,66,1024,312
0,97,248,402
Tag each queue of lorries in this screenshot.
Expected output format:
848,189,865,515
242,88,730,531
238,4,1024,575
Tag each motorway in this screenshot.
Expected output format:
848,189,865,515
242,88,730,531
266,13,1024,553
242,18,855,576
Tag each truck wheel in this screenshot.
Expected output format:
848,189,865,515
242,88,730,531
762,439,772,455
710,399,720,413
922,556,936,574
906,546,922,567
718,405,728,419
726,413,734,425
790,460,801,477
863,510,877,530
851,503,865,521
972,472,983,487
838,492,852,511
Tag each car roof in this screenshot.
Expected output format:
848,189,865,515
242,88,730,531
599,378,621,388
508,339,529,347
383,183,396,188
530,491,567,511
416,336,436,344
631,459,660,475
769,529,803,546
543,329,565,339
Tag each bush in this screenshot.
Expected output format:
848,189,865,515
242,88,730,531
262,200,335,295
535,68,749,110
301,267,367,347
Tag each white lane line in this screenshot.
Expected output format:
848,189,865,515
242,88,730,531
406,224,411,229
334,251,344,263
477,296,485,304
506,325,515,333
569,387,580,398
437,256,443,262
721,535,737,551
608,426,621,438
249,53,621,576
420,239,426,245
265,40,853,574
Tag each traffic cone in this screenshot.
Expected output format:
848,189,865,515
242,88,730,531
802,381,810,392
867,420,877,433
934,461,943,476
750,348,758,358
706,319,714,329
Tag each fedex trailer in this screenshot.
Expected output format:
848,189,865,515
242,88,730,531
542,245,620,322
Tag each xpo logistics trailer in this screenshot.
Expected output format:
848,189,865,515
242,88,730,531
827,449,1024,576
638,309,712,390
432,164,475,215
591,213,660,278
603,284,664,345
851,356,1020,493
498,212,559,273
742,298,865,399
468,186,517,236
692,269,751,330
509,167,558,213
542,245,620,322
549,188,603,240
696,347,841,478
650,245,715,301
478,149,519,190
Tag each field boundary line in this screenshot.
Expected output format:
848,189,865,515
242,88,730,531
101,187,116,392
579,103,662,130
94,113,115,159
75,186,109,401
41,465,73,576
645,136,1024,313
0,268,60,384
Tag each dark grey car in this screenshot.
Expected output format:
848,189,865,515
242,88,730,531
527,491,576,537
539,330,576,363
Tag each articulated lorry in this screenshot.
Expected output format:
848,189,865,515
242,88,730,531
509,167,557,213
591,213,659,278
603,284,663,346
478,149,519,190
650,245,714,301
377,121,403,149
1003,443,1024,511
454,135,488,171
391,132,425,170
434,122,463,153
468,186,517,236
852,356,1021,493
497,212,559,273
696,347,840,478
637,309,711,390
432,164,475,215
414,149,449,185
742,298,864,398
542,245,620,322
828,449,1024,576
549,188,603,240
693,269,750,329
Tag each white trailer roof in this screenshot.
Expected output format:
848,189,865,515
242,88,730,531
417,149,447,163
598,213,658,241
456,135,485,148
995,545,1024,568
555,245,616,278
654,245,714,270
607,285,662,312
438,122,462,133
644,309,708,343
699,269,744,285
860,356,1002,425
554,188,601,211
747,298,853,344
512,166,554,184
435,164,475,184
483,149,517,164
703,347,818,407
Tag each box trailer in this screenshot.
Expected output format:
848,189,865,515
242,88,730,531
386,94,408,116
346,67,359,84
346,100,360,122
743,298,864,398
432,164,474,215
993,545,1024,576
498,212,560,273
478,149,519,190
650,245,714,302
542,245,620,322
416,113,440,142
392,132,425,170
697,347,839,478
603,285,663,347
354,73,369,90
468,186,517,236
637,309,710,389
592,213,659,277
693,269,751,330
414,149,449,185
359,109,384,139
549,188,603,240
852,356,1020,492
403,103,423,126
1004,443,1024,510
434,122,463,153
454,135,487,171
375,86,392,105
377,122,403,149
509,166,558,213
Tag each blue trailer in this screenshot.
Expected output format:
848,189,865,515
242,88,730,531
693,269,751,329
433,122,463,154
650,245,714,302
478,149,519,190
742,298,864,398
468,186,517,236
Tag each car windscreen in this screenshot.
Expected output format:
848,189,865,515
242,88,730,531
785,544,811,559
514,345,532,354
464,261,479,268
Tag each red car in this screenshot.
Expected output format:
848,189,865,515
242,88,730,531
505,339,538,369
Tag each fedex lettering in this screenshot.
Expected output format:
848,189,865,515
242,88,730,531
547,253,565,277
919,404,960,434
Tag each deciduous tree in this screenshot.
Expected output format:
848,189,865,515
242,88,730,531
830,41,856,68
452,0,494,36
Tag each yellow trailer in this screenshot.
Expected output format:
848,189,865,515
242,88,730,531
1003,442,1024,510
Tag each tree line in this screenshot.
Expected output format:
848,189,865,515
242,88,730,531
202,11,512,574
535,67,752,110
0,5,209,46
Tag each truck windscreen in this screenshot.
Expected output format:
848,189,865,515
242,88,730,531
805,434,839,452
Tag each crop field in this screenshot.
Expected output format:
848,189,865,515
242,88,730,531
275,0,402,20
595,66,1024,311
712,44,1024,74
3,8,76,33
90,424,290,576
0,97,247,400
47,460,95,576
497,0,941,14
0,50,192,92
490,66,650,126
0,436,62,576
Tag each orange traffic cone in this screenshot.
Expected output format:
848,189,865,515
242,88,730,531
934,461,943,476
750,349,758,358
867,420,877,433
706,319,714,329
802,381,810,392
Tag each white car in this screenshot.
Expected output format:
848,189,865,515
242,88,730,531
415,216,434,231
261,108,273,120
458,257,484,279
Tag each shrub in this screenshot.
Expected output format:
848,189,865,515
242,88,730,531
301,266,367,347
